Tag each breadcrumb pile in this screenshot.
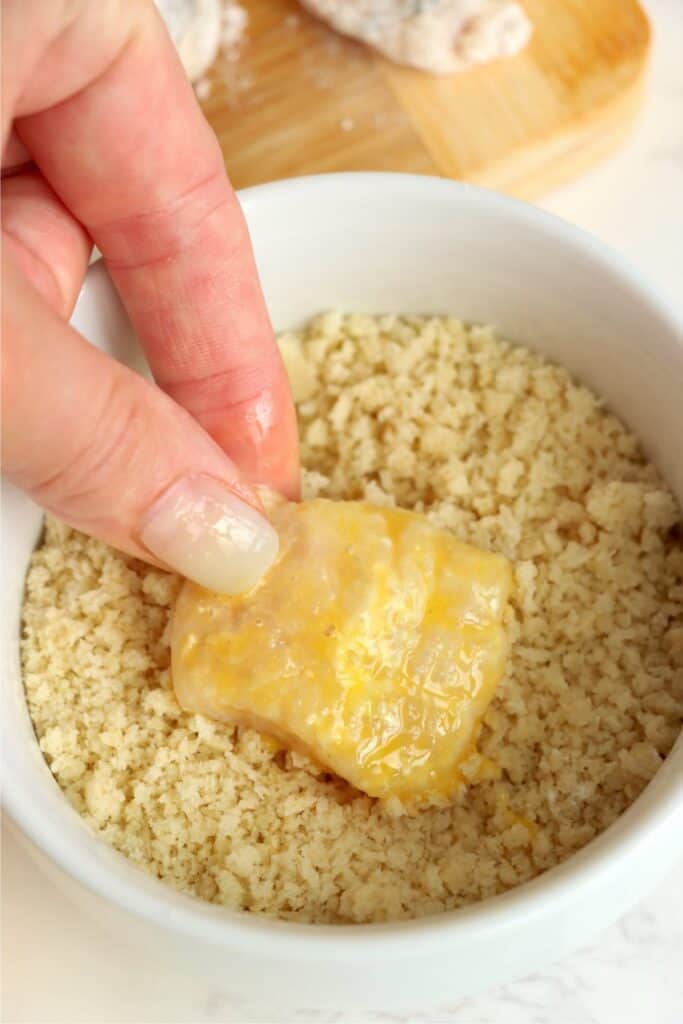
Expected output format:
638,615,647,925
22,313,683,923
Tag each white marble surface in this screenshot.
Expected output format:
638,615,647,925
2,0,682,1020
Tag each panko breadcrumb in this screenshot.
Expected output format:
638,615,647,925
22,313,683,924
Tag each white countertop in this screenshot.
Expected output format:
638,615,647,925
3,1,682,1021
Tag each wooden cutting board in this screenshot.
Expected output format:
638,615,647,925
199,0,650,198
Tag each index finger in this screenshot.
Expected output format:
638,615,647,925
10,0,299,498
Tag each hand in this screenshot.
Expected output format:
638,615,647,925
1,0,299,594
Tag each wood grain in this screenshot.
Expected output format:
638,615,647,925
200,0,650,198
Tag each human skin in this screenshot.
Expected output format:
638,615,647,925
1,0,299,593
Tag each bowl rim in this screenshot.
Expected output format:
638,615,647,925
5,172,683,959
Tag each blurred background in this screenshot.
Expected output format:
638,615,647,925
151,0,682,307
157,0,650,196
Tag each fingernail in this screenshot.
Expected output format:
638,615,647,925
140,475,279,594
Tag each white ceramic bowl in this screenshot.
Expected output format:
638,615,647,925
3,174,683,1015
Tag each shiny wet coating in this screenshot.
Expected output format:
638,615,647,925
171,499,512,807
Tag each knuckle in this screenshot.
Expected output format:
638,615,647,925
96,163,234,272
164,359,280,419
32,373,147,513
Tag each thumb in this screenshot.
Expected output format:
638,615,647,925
1,255,278,594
